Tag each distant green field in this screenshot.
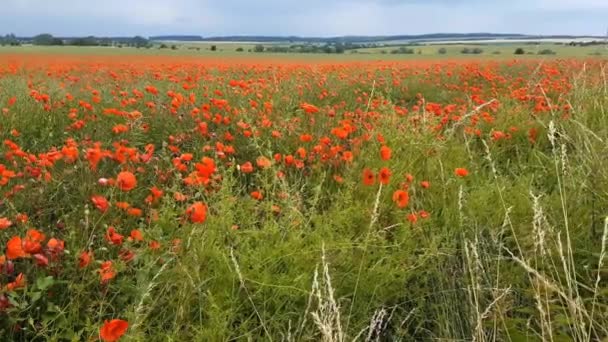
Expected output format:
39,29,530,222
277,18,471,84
0,42,606,60
356,42,608,57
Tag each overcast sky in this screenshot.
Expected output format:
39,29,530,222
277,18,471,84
2,0,607,37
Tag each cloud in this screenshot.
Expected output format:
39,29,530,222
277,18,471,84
0,0,605,37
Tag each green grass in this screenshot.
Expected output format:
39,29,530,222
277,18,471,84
1,41,605,60
356,42,608,57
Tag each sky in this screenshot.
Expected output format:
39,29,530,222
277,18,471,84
2,0,607,37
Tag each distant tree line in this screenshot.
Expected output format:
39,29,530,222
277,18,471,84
22,33,152,48
0,34,21,46
252,42,376,54
565,40,608,47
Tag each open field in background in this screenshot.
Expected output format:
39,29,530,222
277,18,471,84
0,40,606,59
0,53,607,341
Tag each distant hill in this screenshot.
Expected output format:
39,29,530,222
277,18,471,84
195,33,528,43
146,33,606,44
149,35,204,41
10,33,606,45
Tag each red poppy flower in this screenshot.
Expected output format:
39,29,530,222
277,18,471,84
100,319,128,342
99,261,116,283
91,195,110,213
6,236,27,260
0,217,12,230
105,227,124,246
392,190,409,208
173,192,187,202
250,191,263,200
378,167,392,185
130,229,144,242
186,202,207,223
256,156,272,169
116,171,137,192
240,162,254,173
362,168,375,186
79,250,93,268
5,273,26,291
455,168,469,177
380,145,392,161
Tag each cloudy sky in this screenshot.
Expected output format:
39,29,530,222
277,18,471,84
2,0,607,37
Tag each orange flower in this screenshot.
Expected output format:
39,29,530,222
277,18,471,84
105,227,124,246
46,238,64,255
116,171,137,191
99,261,116,283
419,210,430,219
454,168,469,177
15,213,28,224
173,192,187,202
79,250,93,268
149,240,161,250
149,186,163,200
380,145,392,161
342,151,353,163
378,167,392,185
420,181,430,189
407,213,418,223
392,190,410,208
127,208,143,217
115,201,130,210
100,319,128,342
130,229,144,242
300,103,319,114
6,236,27,259
362,168,375,186
0,217,12,230
23,229,45,254
186,202,207,223
256,156,272,169
5,273,26,291
112,124,129,134
240,161,254,173
91,195,110,213
250,191,263,200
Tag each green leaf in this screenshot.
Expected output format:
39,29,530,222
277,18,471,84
36,276,55,291
30,291,41,302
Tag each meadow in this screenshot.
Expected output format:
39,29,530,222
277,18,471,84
0,52,607,341
1,40,605,60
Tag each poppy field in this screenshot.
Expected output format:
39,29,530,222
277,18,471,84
0,54,607,341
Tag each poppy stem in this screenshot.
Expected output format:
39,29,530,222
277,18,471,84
347,183,383,334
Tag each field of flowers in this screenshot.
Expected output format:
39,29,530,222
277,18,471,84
0,54,607,341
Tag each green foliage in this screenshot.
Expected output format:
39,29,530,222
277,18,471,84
538,48,557,55
0,34,20,46
391,46,415,54
461,47,484,54
32,33,63,46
